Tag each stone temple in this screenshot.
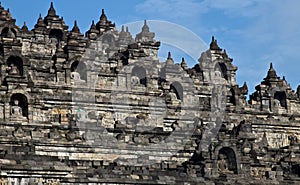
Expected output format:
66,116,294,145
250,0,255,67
0,2,299,185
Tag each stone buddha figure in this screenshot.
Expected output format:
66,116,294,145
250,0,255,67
218,154,228,173
169,88,179,100
131,75,140,86
71,71,85,83
11,100,23,117
217,153,233,174
8,64,19,75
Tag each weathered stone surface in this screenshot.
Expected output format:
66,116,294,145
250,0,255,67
0,2,299,185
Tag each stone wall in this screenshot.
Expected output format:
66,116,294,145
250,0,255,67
0,3,299,184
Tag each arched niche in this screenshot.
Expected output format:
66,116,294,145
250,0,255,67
274,91,287,109
1,27,16,38
102,34,115,44
214,63,228,80
49,29,64,43
131,66,147,87
7,56,23,76
10,93,28,118
217,147,238,174
71,61,87,82
170,82,183,101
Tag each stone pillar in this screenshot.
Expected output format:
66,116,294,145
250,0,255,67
65,69,71,85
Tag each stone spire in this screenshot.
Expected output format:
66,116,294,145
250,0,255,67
95,9,115,32
167,51,172,59
181,57,188,70
43,2,68,31
210,36,221,51
239,82,248,95
166,52,174,64
60,16,65,24
86,20,99,39
135,20,155,42
119,25,127,38
67,20,84,49
68,20,84,44
34,14,46,28
6,8,11,19
90,20,97,31
142,20,150,32
119,25,131,37
71,20,80,33
21,21,29,33
47,2,57,17
100,9,107,23
223,49,228,58
118,25,133,46
266,63,278,80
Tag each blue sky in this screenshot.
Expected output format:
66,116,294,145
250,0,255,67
2,0,300,93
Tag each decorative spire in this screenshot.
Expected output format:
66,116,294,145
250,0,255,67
61,16,65,24
119,25,127,38
6,8,11,18
96,9,115,31
86,20,99,39
181,57,187,69
118,25,133,45
35,13,46,28
266,62,278,80
135,20,155,42
21,21,29,32
166,52,174,64
142,20,150,32
100,9,107,22
270,62,273,69
47,2,56,17
89,20,98,33
38,13,43,21
87,20,95,30
126,26,129,32
239,82,248,95
71,20,80,33
223,49,228,58
167,52,172,59
282,76,288,86
210,36,221,51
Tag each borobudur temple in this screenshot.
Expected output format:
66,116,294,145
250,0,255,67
0,2,299,185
